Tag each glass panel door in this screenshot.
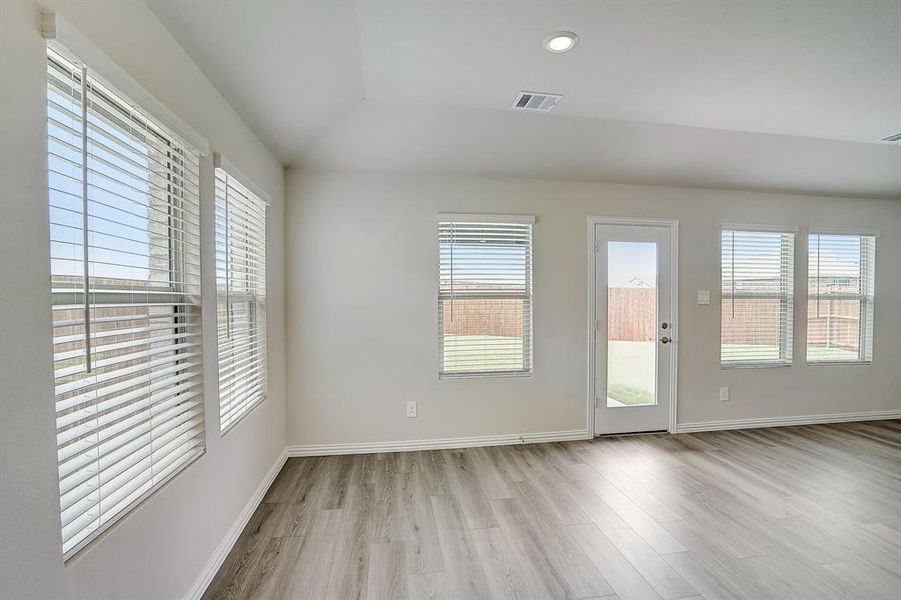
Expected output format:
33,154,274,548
594,222,673,435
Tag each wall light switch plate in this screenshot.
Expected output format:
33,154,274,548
719,386,730,402
697,290,710,305
406,401,417,418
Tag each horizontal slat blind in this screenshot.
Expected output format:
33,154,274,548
215,168,267,432
47,46,204,560
807,233,876,363
438,218,533,376
721,228,795,366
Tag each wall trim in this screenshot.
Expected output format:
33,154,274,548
183,448,288,600
286,429,590,457
674,410,901,433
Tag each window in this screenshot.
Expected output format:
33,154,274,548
215,166,267,432
807,232,876,364
47,46,204,559
721,226,796,367
438,215,534,377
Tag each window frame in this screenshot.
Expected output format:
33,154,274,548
806,230,877,365
46,43,205,561
719,224,797,369
214,162,269,434
437,214,535,379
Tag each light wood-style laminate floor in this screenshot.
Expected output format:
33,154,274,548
202,420,901,600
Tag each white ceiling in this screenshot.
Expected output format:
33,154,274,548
145,0,363,162
147,0,901,197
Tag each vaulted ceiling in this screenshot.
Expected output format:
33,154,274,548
147,0,901,197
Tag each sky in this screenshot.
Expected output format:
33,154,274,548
607,241,657,289
47,56,203,287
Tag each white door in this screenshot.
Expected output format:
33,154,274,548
593,221,674,435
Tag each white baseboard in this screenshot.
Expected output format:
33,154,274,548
285,429,590,457
183,448,288,600
674,409,901,434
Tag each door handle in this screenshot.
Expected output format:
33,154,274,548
660,336,672,344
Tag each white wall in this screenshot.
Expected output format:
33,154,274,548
285,170,901,445
1,2,286,598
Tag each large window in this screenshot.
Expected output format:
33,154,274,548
215,166,267,432
47,46,204,559
721,226,796,367
438,215,534,377
807,232,876,364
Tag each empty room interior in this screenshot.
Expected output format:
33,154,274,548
3,1,901,599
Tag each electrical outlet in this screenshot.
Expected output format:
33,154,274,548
719,386,730,402
406,401,417,418
697,290,710,305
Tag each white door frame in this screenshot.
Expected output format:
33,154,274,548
587,216,679,437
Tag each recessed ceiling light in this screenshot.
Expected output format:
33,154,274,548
543,31,579,53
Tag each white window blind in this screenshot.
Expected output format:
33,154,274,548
438,216,534,377
721,227,795,367
47,46,204,560
215,168,267,432
807,232,876,364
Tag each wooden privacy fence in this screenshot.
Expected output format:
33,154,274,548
721,297,860,350
440,288,657,342
607,288,655,341
441,288,861,350
440,298,525,337
806,298,862,351
720,298,782,346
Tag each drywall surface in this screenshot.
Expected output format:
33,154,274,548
1,2,286,598
285,169,900,445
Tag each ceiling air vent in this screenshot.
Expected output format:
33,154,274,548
511,91,563,112
879,131,901,142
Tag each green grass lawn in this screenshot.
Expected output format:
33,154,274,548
806,346,860,361
442,336,859,393
607,341,656,406
607,382,655,406
723,344,858,363
442,335,524,373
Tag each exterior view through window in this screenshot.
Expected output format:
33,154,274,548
606,241,658,406
47,45,204,559
438,216,534,377
807,232,876,363
721,227,796,367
